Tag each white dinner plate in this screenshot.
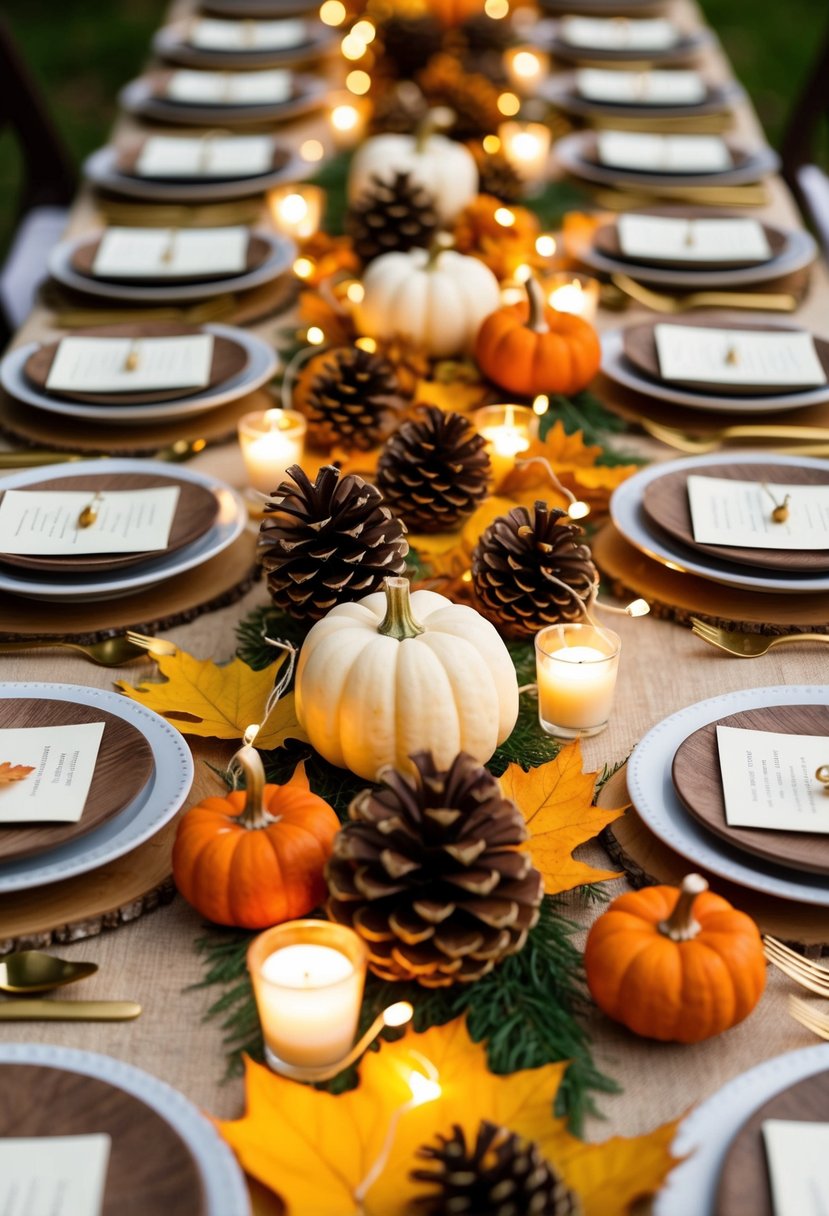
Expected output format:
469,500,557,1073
580,223,816,288
555,129,780,189
152,19,336,69
610,453,829,593
654,1043,829,1216
1,324,277,423
119,72,328,128
0,459,246,602
628,685,829,907
48,230,296,305
541,74,743,121
0,683,193,892
0,1044,249,1216
542,22,714,65
601,329,829,414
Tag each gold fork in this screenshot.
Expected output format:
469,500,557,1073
611,272,797,313
124,631,179,658
639,417,829,454
691,618,829,658
765,937,829,996
788,994,829,1040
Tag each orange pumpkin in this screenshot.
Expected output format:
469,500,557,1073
584,874,766,1043
172,744,340,929
475,277,601,397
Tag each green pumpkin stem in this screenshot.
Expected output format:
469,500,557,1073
525,276,550,335
234,732,271,829
659,873,708,942
377,576,425,641
415,105,451,153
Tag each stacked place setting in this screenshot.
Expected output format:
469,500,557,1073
542,66,744,131
152,10,335,68
542,11,715,66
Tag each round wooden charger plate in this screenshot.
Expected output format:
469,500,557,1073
0,699,153,864
70,229,270,286
673,705,829,876
592,522,829,632
117,138,290,182
0,1060,205,1216
642,462,829,574
596,767,829,952
622,318,829,398
25,322,247,406
0,472,219,575
593,208,787,271
582,130,749,172
715,1069,829,1216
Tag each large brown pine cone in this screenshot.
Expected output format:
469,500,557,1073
294,346,408,452
346,170,439,264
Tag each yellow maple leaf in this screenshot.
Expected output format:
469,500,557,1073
0,762,34,784
500,740,625,895
216,1019,679,1216
115,650,308,750
412,378,490,416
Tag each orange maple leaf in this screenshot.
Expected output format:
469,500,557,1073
0,762,34,784
500,740,625,895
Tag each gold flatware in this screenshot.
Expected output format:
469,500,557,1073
0,950,97,994
0,438,206,470
77,490,103,528
787,993,829,1040
765,938,829,995
124,630,179,658
592,183,770,210
691,618,829,658
610,272,797,313
53,294,236,328
0,1000,141,1021
0,636,153,666
95,200,262,228
639,417,829,453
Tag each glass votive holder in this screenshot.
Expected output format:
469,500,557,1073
534,623,621,739
327,92,371,149
237,408,306,497
542,272,600,324
267,184,325,241
247,920,368,1072
497,120,552,185
473,403,536,488
503,45,551,94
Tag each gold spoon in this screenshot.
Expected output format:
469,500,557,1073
0,950,98,994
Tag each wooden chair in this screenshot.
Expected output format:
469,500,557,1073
780,19,829,255
0,17,76,346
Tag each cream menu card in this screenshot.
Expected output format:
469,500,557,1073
135,135,273,178
717,726,829,833
687,474,829,549
617,214,771,262
46,335,215,394
0,722,105,823
764,1120,829,1216
597,131,733,173
0,487,181,555
0,1135,111,1216
93,227,249,278
654,324,826,387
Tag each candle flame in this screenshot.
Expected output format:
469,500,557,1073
306,326,325,345
532,394,549,416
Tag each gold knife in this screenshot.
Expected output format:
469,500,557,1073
0,1000,141,1021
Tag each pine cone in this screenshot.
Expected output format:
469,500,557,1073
370,82,429,135
472,502,598,639
377,407,490,533
373,335,431,400
417,54,502,141
346,171,439,264
294,346,407,451
472,147,526,203
327,751,543,987
258,464,408,622
379,15,443,79
412,1121,582,1216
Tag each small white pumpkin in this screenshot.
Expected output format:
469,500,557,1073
348,120,478,224
295,577,519,781
354,244,500,359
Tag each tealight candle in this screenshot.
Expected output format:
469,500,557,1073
498,120,552,185
504,46,551,94
473,403,535,487
328,92,370,149
535,623,620,738
238,408,306,496
267,184,324,240
248,921,368,1070
543,272,600,324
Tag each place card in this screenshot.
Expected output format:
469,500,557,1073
618,214,771,262
166,69,293,106
764,1120,829,1216
0,1135,111,1216
0,486,181,555
655,323,826,387
687,474,829,550
597,131,733,173
717,725,829,833
135,135,273,179
45,334,214,393
92,227,249,278
559,16,679,50
189,17,307,51
0,722,105,823
576,69,706,106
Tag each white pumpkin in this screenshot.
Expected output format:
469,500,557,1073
348,126,477,224
354,245,500,359
295,577,519,781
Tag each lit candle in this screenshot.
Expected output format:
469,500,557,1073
328,93,370,149
498,120,552,184
248,921,368,1069
238,408,306,496
504,46,550,94
473,403,535,487
543,273,600,324
267,184,324,241
535,624,620,738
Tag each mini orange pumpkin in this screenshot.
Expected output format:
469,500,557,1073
172,743,340,929
475,277,601,398
584,874,766,1043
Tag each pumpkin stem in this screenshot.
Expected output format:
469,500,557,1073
525,276,550,335
377,576,425,641
233,732,272,830
414,105,452,153
425,232,454,269
659,874,708,942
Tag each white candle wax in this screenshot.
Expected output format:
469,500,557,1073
537,644,619,732
238,409,306,495
498,121,552,183
480,425,531,486
258,944,362,1067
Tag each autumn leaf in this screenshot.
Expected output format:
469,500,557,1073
116,649,308,750
413,378,491,416
499,420,639,516
216,1019,679,1216
500,739,625,895
0,762,34,784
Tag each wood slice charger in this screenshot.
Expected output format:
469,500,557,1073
715,1069,829,1216
593,208,787,272
0,472,220,575
70,229,272,285
0,698,153,864
672,704,829,876
0,1062,205,1216
24,323,248,406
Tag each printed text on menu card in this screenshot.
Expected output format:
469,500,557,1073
617,214,771,262
0,722,105,823
46,334,214,393
0,486,181,555
655,324,827,387
0,1135,111,1216
687,475,829,550
716,726,829,833
93,227,249,278
763,1121,829,1216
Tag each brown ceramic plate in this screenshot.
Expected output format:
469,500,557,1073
69,229,271,286
0,1062,205,1216
24,322,248,406
117,136,290,181
594,207,786,271
672,704,829,876
0,698,154,863
715,1069,829,1216
581,130,750,173
642,462,829,573
622,318,829,397
0,471,220,575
